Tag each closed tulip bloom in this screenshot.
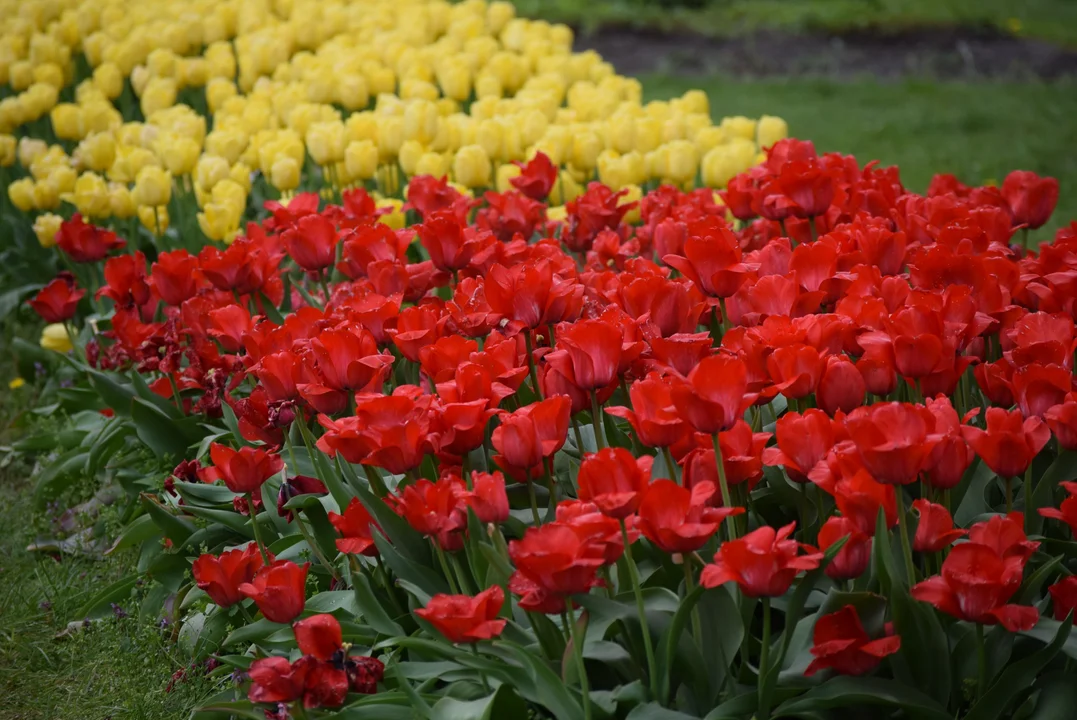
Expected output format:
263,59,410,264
29,276,85,323
805,605,901,677
328,497,380,556
151,249,202,306
239,560,309,624
491,395,571,476
132,166,172,207
912,499,966,553
453,144,491,188
816,356,866,416
468,470,510,525
1001,170,1059,229
763,409,837,483
701,522,823,597
415,585,507,644
817,516,871,581
577,448,654,519
390,475,469,552
962,407,1050,479
33,212,63,248
1011,364,1073,420
198,442,284,494
283,213,340,273
309,328,392,393
293,614,343,661
606,373,688,449
844,403,940,485
671,354,756,435
56,214,125,262
546,318,643,393
97,251,152,309
509,522,608,597
637,480,741,554
192,544,266,608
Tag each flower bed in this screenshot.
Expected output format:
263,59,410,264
5,1,1077,720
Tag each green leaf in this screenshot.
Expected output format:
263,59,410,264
106,514,162,555
141,495,196,544
374,531,448,599
174,480,238,506
222,618,288,648
128,369,185,419
1028,671,1077,720
131,397,192,460
1029,451,1077,535
301,500,343,568
85,367,136,416
1020,618,1077,661
353,572,405,636
1019,555,1063,604
966,617,1073,720
32,448,90,508
430,684,527,720
305,590,360,615
657,584,703,704
625,703,700,720
956,459,995,525
889,581,951,707
489,642,584,720
76,573,139,618
0,283,39,321
354,474,431,567
183,506,255,538
772,676,952,720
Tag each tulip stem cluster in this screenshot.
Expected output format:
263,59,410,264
567,599,593,720
896,492,916,587
591,391,608,451
711,433,736,539
757,597,773,720
620,519,659,701
246,492,271,565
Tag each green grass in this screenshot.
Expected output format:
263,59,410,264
643,75,1077,240
514,0,1077,47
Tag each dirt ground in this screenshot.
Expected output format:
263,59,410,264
575,25,1077,78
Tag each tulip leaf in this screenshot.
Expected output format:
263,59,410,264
374,531,449,599
222,617,288,648
701,688,801,720
354,477,431,566
1019,617,1077,661
965,617,1073,720
32,448,91,508
132,397,197,460
430,684,527,720
576,588,681,642
1027,671,1077,720
105,514,162,555
140,495,196,544
128,368,185,419
888,580,951,707
1028,450,1077,535
183,505,255,538
173,479,238,506
353,572,405,636
625,703,700,720
955,458,995,525
85,366,136,416
657,584,703,704
1018,554,1063,604
76,572,140,619
697,584,743,705
192,701,271,720
772,677,951,720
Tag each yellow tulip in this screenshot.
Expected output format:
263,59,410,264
306,121,346,166
110,184,136,218
701,139,758,188
270,156,300,192
32,179,61,211
452,144,491,188
345,140,379,180
41,323,73,354
206,78,238,114
139,204,169,234
50,103,84,140
496,162,521,193
415,152,450,179
338,75,370,112
664,140,699,187
195,154,230,191
157,135,200,176
132,166,172,207
398,140,425,176
719,116,757,142
620,184,643,224
140,77,177,118
76,132,116,172
205,128,249,165
33,213,63,248
757,115,788,150
67,172,111,217
198,202,240,242
376,198,405,229
0,134,15,167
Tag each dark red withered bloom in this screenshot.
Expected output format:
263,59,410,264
191,544,266,608
511,151,558,201
29,275,85,323
804,605,901,677
282,213,339,272
962,406,1050,479
1001,170,1059,229
764,409,838,483
56,213,126,262
637,479,741,554
606,373,688,449
490,395,571,478
818,516,871,581
239,559,309,624
912,499,966,553
151,249,203,306
97,251,152,309
415,585,507,644
198,442,284,494
670,354,756,435
293,614,343,661
328,497,381,556
701,522,823,597
577,447,654,519
1039,481,1077,536
276,474,327,522
844,402,939,485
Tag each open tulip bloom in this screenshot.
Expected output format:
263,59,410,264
7,2,1077,717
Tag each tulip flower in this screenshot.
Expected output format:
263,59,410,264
328,497,381,556
1048,576,1077,621
1010,364,1073,420
816,355,866,416
911,500,966,553
283,213,339,272
390,475,469,552
192,544,266,608
293,614,343,661
491,395,571,479
511,151,558,201
670,354,756,435
29,276,85,323
508,522,607,597
962,407,1051,502
606,373,688,450
1046,392,1077,450
817,516,871,581
415,585,508,644
577,447,654,519
636,480,741,554
1002,170,1059,230
701,522,823,597
763,409,837,483
56,213,126,262
1038,481,1077,537
239,560,309,624
804,605,901,677
248,656,303,704
198,442,284,494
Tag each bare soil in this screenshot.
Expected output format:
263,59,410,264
574,26,1077,79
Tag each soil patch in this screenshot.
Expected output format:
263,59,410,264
574,25,1077,79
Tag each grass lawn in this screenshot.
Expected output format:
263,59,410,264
514,0,1077,47
644,75,1077,240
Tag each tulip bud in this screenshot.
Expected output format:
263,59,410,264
32,179,61,211
345,140,379,180
50,103,84,140
8,178,34,212
817,357,867,416
452,144,490,188
306,121,346,166
41,323,74,354
398,140,425,176
664,140,698,187
76,132,116,172
132,166,172,207
68,172,111,217
33,213,63,248
376,198,405,230
0,134,15,167
109,184,136,218
140,77,178,118
496,162,521,193
757,115,788,150
195,153,230,191
269,156,300,192
158,135,200,176
415,151,449,179
92,62,124,99
338,74,369,111
701,139,757,189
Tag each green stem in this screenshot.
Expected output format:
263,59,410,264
567,599,593,720
247,493,270,564
1023,466,1033,532
434,543,460,594
524,330,542,400
591,390,607,450
976,623,987,700
683,560,703,654
711,433,736,539
470,644,491,693
757,597,772,720
296,510,339,580
662,446,678,484
572,417,586,456
1005,476,1013,513
896,490,915,587
527,478,542,526
621,519,659,701
449,551,476,596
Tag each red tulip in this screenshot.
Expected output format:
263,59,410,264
240,560,309,624
637,479,741,554
683,421,771,491
151,249,203,305
974,358,1015,408
817,516,871,581
700,522,823,597
1011,364,1072,420
406,175,469,219
509,571,566,614
761,161,836,220
923,396,975,490
1048,576,1077,621
1038,481,1077,536
308,328,393,392
670,354,756,435
511,151,558,201
663,218,749,299
434,399,498,457
484,261,583,330
545,318,642,393
962,407,1050,479
283,213,339,272
420,335,478,384
804,605,901,677
468,470,510,524
617,275,704,338
811,449,896,536
198,237,281,296
389,475,469,551
29,276,85,323
967,512,1038,561
326,393,435,475
563,182,634,253
1008,312,1073,369
911,542,1038,631
198,442,284,494
556,500,630,565
763,409,837,483
577,447,654,519
293,614,343,661
490,395,571,478
417,209,496,273
508,522,608,597
817,355,866,416
844,403,939,485
192,544,266,608
206,304,253,353
415,585,508,643
97,251,152,309
1002,170,1059,229
606,373,688,449
248,656,303,704
328,497,381,556
56,214,126,262
477,190,546,242
911,499,966,553
1046,392,1077,450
